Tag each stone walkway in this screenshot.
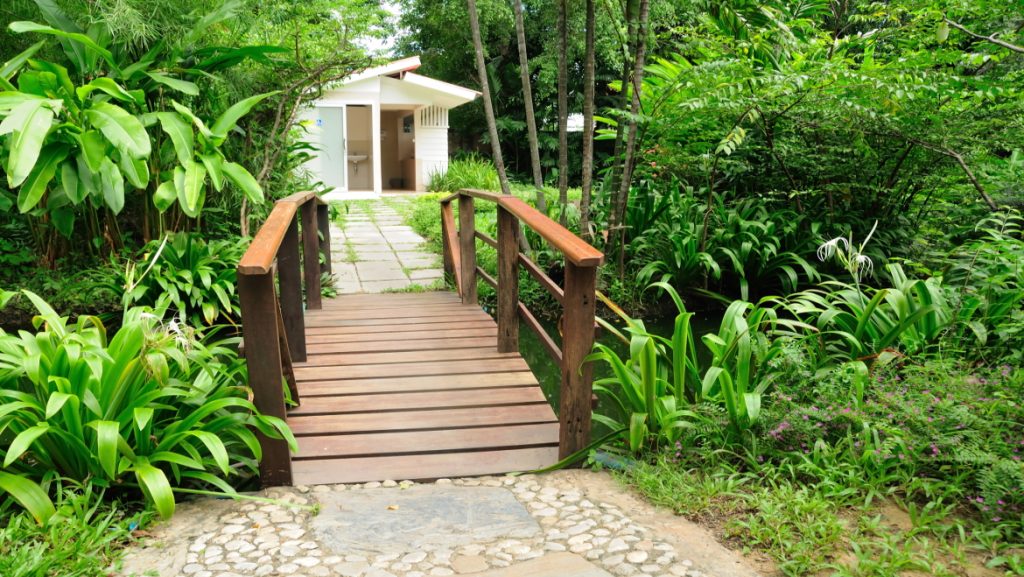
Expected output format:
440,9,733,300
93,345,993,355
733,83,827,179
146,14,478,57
329,201,443,293
118,472,761,577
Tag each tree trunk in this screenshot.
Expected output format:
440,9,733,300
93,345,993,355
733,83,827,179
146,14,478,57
610,0,650,274
467,0,512,196
513,0,546,212
580,0,596,241
556,0,569,225
606,0,639,245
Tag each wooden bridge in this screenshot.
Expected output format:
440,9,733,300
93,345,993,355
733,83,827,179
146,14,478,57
237,190,603,486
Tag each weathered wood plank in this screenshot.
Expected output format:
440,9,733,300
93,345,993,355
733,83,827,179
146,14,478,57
288,386,549,416
288,403,557,435
304,312,492,328
290,447,559,485
458,194,477,305
302,347,516,367
497,206,519,353
304,326,497,344
559,262,597,459
278,217,307,362
304,320,496,336
296,372,539,396
307,336,499,354
293,358,532,381
306,304,483,320
301,201,322,310
294,423,559,459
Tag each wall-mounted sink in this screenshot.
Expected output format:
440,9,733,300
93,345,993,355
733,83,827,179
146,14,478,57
348,154,367,175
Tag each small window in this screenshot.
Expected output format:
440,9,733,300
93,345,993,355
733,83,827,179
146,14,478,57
403,115,413,133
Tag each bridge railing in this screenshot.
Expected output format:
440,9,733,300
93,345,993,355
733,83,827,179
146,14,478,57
237,191,331,486
439,189,604,460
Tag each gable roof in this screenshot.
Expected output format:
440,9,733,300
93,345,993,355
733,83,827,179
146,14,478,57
328,56,479,109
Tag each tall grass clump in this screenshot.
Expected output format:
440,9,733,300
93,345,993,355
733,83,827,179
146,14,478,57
427,154,500,192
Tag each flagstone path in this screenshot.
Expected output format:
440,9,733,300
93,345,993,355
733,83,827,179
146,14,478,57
328,201,443,294
117,471,763,577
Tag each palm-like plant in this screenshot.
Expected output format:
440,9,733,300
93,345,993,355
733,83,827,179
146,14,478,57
0,291,295,522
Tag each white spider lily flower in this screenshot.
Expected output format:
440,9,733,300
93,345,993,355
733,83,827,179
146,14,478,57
817,236,849,262
854,253,875,278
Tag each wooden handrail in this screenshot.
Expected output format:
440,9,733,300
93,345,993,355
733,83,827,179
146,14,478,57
460,189,603,267
439,188,603,460
236,191,329,487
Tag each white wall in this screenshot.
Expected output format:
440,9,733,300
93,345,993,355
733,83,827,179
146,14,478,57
414,106,449,192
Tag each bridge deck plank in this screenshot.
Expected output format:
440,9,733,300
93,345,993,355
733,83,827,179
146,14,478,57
287,291,559,485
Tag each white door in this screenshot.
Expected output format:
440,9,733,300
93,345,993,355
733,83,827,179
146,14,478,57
319,105,346,191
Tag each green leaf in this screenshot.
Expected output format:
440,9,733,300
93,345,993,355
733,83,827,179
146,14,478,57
119,152,149,189
1,99,55,188
170,100,211,139
44,391,73,419
211,91,279,138
60,159,82,204
85,101,151,158
156,112,193,165
77,130,107,172
8,21,116,71
0,471,55,524
191,431,230,476
153,180,176,212
133,461,175,519
199,154,224,191
1,41,45,81
99,157,124,214
175,161,206,216
51,206,73,237
76,77,136,104
4,423,49,467
0,91,46,113
17,143,68,213
146,72,199,96
92,420,120,479
221,162,263,204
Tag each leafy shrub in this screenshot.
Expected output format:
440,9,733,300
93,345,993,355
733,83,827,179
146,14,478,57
427,154,500,192
94,232,249,327
0,291,295,521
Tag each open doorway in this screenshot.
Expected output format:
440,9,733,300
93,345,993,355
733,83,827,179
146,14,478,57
380,109,417,192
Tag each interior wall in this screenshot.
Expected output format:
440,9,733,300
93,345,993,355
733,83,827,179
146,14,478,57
380,111,401,188
346,106,372,190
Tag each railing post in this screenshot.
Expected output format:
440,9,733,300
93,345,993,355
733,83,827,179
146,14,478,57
278,216,307,362
301,201,322,310
496,206,519,352
559,261,598,460
316,202,332,276
458,193,477,305
237,272,292,487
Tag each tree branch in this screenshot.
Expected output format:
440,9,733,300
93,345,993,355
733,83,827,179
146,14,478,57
945,17,1024,54
909,138,999,211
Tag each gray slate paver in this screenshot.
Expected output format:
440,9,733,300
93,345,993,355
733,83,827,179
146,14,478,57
355,262,407,281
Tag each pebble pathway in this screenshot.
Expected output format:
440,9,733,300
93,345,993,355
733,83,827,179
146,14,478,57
123,474,713,577
329,200,443,293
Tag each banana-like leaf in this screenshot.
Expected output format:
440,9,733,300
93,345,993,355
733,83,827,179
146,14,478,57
2,41,45,82
92,420,120,479
17,143,67,212
0,471,55,524
200,154,224,191
211,91,280,138
4,422,50,467
8,21,116,71
119,153,149,189
2,99,55,188
156,112,194,165
99,157,124,214
85,102,150,158
221,162,263,204
146,72,199,96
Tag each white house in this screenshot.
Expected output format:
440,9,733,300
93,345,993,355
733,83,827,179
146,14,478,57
301,56,479,199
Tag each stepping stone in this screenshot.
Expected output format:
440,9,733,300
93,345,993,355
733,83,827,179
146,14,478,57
461,553,613,577
356,262,407,282
310,486,539,556
361,279,413,292
409,269,443,281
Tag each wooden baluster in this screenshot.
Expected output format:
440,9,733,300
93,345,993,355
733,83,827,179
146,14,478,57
316,203,332,276
237,272,292,487
301,201,322,310
278,216,307,362
458,193,477,305
496,206,519,352
558,261,598,459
